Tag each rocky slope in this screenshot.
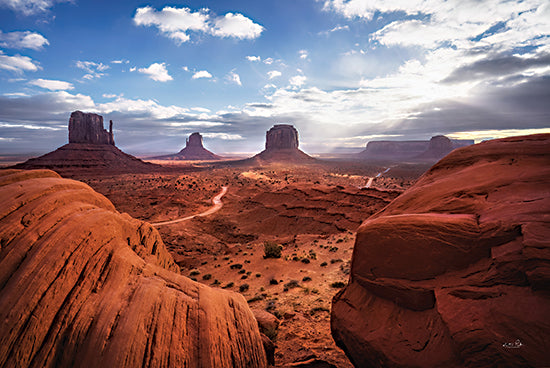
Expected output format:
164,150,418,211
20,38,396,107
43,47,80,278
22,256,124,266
332,134,550,367
0,169,266,368
250,125,315,164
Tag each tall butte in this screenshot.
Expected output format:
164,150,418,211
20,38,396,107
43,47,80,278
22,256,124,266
14,111,159,174
251,124,315,163
153,132,221,160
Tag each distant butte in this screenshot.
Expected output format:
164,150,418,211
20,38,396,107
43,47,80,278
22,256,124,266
358,135,473,161
153,132,222,161
249,124,315,163
13,111,160,174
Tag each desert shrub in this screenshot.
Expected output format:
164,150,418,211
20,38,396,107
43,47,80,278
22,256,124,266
239,284,249,292
230,263,243,270
263,241,282,258
247,294,266,303
302,276,312,282
301,258,310,264
308,250,317,260
222,282,234,289
330,281,346,288
310,306,330,315
284,280,300,289
292,256,300,261
329,246,339,252
336,238,344,243
238,269,246,274
330,258,343,264
255,273,262,278
189,269,200,276
241,275,248,279
202,274,212,280
320,262,328,267
269,278,279,285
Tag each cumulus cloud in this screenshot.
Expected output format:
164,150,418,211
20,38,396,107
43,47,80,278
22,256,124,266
0,30,49,50
289,75,306,87
0,0,68,15
192,70,213,79
226,71,242,86
299,50,308,60
211,12,264,39
138,62,172,82
0,50,39,73
267,70,281,79
246,55,261,62
29,78,73,90
133,5,263,45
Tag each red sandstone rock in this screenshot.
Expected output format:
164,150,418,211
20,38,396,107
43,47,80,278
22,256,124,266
69,110,114,145
153,132,222,161
0,169,267,368
332,134,550,367
250,125,315,163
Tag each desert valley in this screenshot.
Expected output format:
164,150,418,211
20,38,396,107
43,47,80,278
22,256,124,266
1,111,549,367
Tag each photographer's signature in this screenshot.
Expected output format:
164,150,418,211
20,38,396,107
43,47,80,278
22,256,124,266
502,339,523,349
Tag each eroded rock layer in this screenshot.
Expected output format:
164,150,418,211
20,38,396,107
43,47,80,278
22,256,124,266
251,125,315,163
0,169,266,368
332,134,550,368
153,132,221,161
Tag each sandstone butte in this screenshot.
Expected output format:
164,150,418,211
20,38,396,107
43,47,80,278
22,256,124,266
152,132,222,161
0,169,266,368
250,124,315,163
332,133,550,367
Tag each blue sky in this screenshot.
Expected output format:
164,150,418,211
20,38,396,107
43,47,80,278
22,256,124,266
0,0,549,155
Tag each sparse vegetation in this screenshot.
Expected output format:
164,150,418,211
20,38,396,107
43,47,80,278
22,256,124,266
222,282,234,289
239,284,249,292
263,241,282,258
189,269,200,276
202,273,212,280
230,263,243,270
269,278,278,285
330,281,346,288
320,261,328,267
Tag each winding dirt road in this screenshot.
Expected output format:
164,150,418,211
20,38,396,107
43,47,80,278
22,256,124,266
364,167,391,188
151,186,228,226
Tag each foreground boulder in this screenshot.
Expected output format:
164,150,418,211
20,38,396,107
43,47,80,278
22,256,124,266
332,134,550,367
0,169,266,368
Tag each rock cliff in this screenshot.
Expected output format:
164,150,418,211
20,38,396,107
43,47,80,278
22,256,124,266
251,125,315,163
332,134,550,367
0,169,267,368
153,132,222,161
68,111,114,145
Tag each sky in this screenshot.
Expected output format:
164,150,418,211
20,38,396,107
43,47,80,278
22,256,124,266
0,0,549,156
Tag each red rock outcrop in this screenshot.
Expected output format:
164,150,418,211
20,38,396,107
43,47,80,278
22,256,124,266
332,134,550,367
250,125,315,163
153,132,222,161
0,169,267,367
68,110,114,145
13,111,160,174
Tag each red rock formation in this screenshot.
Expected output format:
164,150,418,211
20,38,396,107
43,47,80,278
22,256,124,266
153,132,222,161
14,111,159,174
69,110,114,145
0,169,267,368
250,125,315,163
332,134,550,368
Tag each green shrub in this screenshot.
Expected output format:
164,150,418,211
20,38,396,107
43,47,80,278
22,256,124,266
263,241,282,258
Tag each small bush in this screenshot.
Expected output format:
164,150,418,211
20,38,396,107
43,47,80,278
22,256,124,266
239,284,249,292
189,269,200,276
269,278,278,285
238,269,246,274
301,258,310,264
263,241,282,259
302,276,312,282
230,263,243,270
222,282,234,289
320,262,328,267
330,281,346,288
330,258,343,264
284,280,300,289
202,274,212,280
255,273,262,278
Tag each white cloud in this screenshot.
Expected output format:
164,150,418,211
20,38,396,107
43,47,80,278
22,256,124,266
75,60,110,80
263,57,274,65
192,70,213,79
0,50,39,73
29,78,73,90
102,93,120,98
133,6,263,44
111,59,129,64
226,71,242,86
211,12,264,39
289,75,306,87
138,62,173,82
202,132,244,140
246,55,261,62
0,30,49,50
0,0,68,15
182,66,189,71
319,25,350,36
299,50,309,60
267,70,282,79
129,66,136,72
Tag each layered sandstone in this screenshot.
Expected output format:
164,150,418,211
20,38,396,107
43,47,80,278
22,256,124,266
153,132,222,161
68,110,114,145
332,134,550,367
0,169,267,367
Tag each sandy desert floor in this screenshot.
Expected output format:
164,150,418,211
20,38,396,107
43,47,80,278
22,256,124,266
71,159,430,367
